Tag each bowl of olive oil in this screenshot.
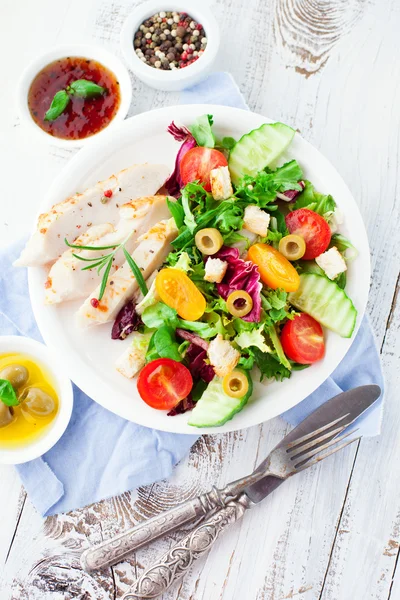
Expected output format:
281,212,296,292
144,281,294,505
0,337,73,464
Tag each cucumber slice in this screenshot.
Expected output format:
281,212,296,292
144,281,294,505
229,123,295,185
188,372,253,428
288,273,357,338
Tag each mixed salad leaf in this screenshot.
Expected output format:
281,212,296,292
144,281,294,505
113,115,358,427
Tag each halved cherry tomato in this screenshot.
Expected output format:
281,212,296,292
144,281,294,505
156,268,206,321
247,243,300,292
180,147,228,191
280,313,325,364
285,209,331,260
138,358,193,410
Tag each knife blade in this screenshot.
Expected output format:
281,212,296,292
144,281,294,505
243,384,381,504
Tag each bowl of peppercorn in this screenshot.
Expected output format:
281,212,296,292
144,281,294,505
120,1,220,91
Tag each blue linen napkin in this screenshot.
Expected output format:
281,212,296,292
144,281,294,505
2,73,384,517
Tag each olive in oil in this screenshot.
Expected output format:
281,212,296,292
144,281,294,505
0,353,59,448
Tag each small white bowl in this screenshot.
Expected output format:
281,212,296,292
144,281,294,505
121,1,220,91
0,336,73,464
18,44,133,149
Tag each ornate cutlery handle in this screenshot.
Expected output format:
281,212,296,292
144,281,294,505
122,493,254,599
80,487,226,571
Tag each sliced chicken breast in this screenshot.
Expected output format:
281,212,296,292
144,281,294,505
77,219,178,326
15,163,170,267
115,332,153,379
44,195,172,304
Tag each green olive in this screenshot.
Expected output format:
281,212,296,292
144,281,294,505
20,388,55,418
195,228,224,255
0,364,29,389
0,403,13,428
278,234,306,261
226,290,253,317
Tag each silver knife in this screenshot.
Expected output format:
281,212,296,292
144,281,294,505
81,385,380,574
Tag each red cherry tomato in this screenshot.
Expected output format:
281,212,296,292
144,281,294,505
285,209,331,260
137,358,193,410
180,147,228,192
281,313,325,364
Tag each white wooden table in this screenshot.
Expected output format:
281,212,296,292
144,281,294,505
1,0,399,598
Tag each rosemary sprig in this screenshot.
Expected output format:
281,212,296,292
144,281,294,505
64,237,148,301
123,248,148,296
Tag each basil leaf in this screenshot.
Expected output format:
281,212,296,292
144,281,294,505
44,90,70,121
0,379,19,407
69,79,106,98
154,326,182,361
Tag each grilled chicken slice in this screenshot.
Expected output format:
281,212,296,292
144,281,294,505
77,219,178,326
44,195,172,304
115,332,153,379
15,163,170,267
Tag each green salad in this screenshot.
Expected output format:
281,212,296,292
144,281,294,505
113,115,358,427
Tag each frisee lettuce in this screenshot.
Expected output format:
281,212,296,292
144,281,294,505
293,180,336,219
235,160,303,208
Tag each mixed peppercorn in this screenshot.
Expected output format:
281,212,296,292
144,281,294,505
134,11,208,70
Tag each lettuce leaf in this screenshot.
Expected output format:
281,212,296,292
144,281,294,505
181,187,197,233
252,347,291,381
190,114,215,148
142,302,179,329
167,198,185,228
174,251,192,272
293,180,336,218
152,325,182,361
235,327,271,353
235,160,303,208
330,233,358,261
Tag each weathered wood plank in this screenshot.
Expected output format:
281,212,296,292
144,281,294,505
0,466,26,572
1,0,400,599
319,280,400,600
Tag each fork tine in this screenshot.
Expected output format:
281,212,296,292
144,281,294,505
286,413,350,450
294,429,358,469
294,435,361,472
287,424,347,459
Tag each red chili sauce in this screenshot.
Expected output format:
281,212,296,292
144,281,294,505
28,57,121,140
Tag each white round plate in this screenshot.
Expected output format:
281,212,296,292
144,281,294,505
28,105,370,434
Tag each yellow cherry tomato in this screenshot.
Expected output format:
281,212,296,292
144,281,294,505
155,268,206,321
247,243,300,292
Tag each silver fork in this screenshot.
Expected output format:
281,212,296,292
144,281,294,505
122,417,360,599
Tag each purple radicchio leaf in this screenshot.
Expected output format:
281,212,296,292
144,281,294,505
212,246,262,323
167,393,196,416
176,328,209,351
165,121,197,197
276,180,305,201
167,341,215,416
185,343,215,383
111,300,142,340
